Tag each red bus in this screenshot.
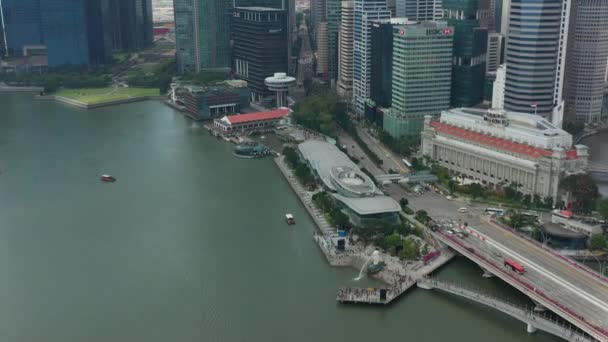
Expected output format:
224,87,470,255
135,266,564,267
504,259,526,274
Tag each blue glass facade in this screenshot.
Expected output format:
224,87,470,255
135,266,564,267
0,0,43,56
40,0,90,67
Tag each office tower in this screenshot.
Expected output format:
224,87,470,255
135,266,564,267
564,0,608,123
0,0,43,56
499,0,509,35
85,0,113,66
383,22,453,138
503,0,570,123
232,7,288,102
370,18,410,109
0,11,5,57
444,0,490,107
353,0,390,116
311,0,327,45
316,21,329,79
337,1,354,99
40,0,90,67
174,0,231,73
109,0,154,51
326,0,341,85
387,0,397,15
395,0,442,21
486,32,503,74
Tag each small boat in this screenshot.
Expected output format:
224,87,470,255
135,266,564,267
100,174,116,182
285,213,295,225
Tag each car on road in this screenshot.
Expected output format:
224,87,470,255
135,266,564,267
458,207,468,213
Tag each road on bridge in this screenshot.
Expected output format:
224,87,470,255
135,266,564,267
385,186,608,340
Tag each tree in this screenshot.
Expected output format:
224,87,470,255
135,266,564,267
282,146,299,168
448,179,457,195
399,198,409,209
543,196,554,209
598,199,608,221
589,234,607,251
561,174,600,213
533,194,542,208
469,183,484,199
564,121,585,137
523,194,532,207
415,210,431,224
399,238,420,260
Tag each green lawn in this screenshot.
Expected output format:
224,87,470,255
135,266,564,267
54,87,159,105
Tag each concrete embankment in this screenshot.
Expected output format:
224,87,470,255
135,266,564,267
0,85,44,92
34,95,166,109
274,155,455,304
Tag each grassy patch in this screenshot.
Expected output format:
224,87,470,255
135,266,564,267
54,87,159,105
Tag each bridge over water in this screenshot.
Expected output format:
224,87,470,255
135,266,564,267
429,221,608,342
417,278,594,341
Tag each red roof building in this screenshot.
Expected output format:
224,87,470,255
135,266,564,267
214,108,290,133
421,109,589,200
430,121,579,160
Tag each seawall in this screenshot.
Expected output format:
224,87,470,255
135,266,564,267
34,95,166,109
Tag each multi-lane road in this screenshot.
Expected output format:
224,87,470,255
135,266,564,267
396,188,608,339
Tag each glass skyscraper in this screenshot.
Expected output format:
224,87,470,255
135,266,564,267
109,0,154,51
383,22,454,138
232,7,288,102
174,0,231,73
443,0,490,107
564,0,608,123
503,0,570,121
0,0,43,56
40,0,90,67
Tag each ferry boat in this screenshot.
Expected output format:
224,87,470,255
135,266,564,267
100,174,116,182
234,141,271,159
285,213,295,225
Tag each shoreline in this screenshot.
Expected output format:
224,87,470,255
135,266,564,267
34,94,166,109
273,155,455,304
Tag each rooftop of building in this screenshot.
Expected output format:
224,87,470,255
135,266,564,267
373,18,416,25
184,80,248,94
234,6,286,11
542,222,587,239
332,194,402,215
298,140,400,215
432,108,584,156
219,108,290,125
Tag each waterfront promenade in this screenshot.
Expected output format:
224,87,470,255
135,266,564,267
276,153,455,305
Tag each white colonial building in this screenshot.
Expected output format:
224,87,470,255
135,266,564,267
421,108,589,199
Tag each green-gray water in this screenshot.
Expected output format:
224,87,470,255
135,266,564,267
0,93,560,341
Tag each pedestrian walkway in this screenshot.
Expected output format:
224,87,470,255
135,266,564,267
274,156,334,235
418,278,595,342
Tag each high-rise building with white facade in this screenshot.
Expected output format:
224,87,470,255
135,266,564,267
564,0,608,124
395,0,442,21
492,64,505,109
503,0,570,126
352,0,390,116
337,0,355,100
